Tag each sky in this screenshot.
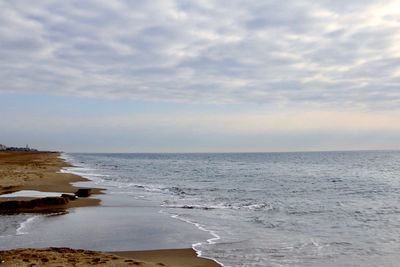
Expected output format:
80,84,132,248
1,0,400,152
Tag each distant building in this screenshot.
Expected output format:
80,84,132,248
0,144,38,152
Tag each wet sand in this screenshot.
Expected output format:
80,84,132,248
0,151,221,266
114,249,221,267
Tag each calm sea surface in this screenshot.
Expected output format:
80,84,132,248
2,151,400,266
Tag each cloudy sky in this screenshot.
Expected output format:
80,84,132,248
1,0,400,152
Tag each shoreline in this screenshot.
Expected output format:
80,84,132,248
0,151,102,213
0,151,221,266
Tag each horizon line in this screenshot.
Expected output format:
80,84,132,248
62,148,400,154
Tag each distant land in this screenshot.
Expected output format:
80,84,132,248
0,144,38,152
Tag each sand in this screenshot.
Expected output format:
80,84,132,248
0,248,220,267
0,151,102,194
0,151,221,266
0,247,160,266
114,249,221,267
0,151,101,212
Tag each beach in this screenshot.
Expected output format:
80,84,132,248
0,151,101,212
0,151,220,266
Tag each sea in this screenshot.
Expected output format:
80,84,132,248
1,151,400,266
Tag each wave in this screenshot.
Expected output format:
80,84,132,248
122,183,189,196
161,201,276,212
126,183,277,212
60,167,109,177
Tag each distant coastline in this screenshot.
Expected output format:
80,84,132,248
0,143,38,152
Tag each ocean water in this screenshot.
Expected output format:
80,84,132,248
2,151,400,266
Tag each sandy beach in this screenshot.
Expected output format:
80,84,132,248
0,151,220,266
0,151,101,212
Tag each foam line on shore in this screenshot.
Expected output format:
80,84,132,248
160,210,225,267
16,215,41,235
59,153,106,185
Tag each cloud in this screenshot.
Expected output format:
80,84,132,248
1,0,400,109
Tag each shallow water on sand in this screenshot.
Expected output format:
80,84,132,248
0,190,67,198
0,186,211,252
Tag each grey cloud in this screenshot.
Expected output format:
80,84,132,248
245,2,318,32
316,0,382,13
1,0,400,109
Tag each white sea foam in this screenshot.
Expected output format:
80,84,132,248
161,201,274,212
16,216,41,235
58,153,71,163
160,210,225,267
126,183,182,195
60,166,107,184
61,169,108,178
